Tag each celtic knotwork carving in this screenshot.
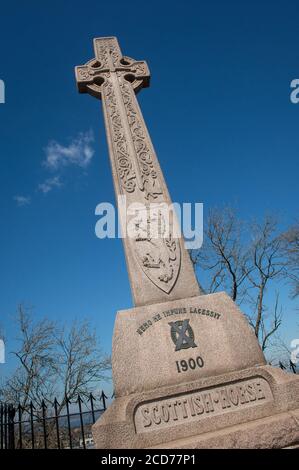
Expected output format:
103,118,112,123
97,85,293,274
103,78,136,193
119,57,149,77
76,38,150,98
132,62,148,76
77,68,90,80
120,79,163,201
94,38,121,67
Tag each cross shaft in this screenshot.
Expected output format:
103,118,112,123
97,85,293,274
75,37,201,306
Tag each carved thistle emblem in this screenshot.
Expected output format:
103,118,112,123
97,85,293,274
130,206,181,293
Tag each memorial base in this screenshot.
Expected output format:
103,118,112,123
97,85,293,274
92,293,299,448
93,365,299,448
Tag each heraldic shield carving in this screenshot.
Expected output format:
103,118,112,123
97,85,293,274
129,205,181,293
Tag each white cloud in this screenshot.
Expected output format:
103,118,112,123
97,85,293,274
14,195,31,207
14,131,94,203
43,131,95,170
38,176,62,194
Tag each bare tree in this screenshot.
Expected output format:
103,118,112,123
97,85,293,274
191,209,289,354
280,221,299,298
190,207,251,301
0,305,57,408
247,217,286,343
258,293,283,351
52,320,111,412
0,305,111,409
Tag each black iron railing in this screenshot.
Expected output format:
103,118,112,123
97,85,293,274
0,391,109,449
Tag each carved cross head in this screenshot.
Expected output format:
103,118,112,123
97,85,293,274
75,37,150,99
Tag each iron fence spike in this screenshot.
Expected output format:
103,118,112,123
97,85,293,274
53,397,60,406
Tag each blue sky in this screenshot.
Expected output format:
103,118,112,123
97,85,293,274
0,0,298,379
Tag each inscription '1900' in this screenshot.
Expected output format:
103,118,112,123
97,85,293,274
134,377,273,433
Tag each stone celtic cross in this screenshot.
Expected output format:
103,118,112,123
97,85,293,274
75,37,201,306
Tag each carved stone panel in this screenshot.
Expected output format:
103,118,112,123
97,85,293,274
128,205,181,293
